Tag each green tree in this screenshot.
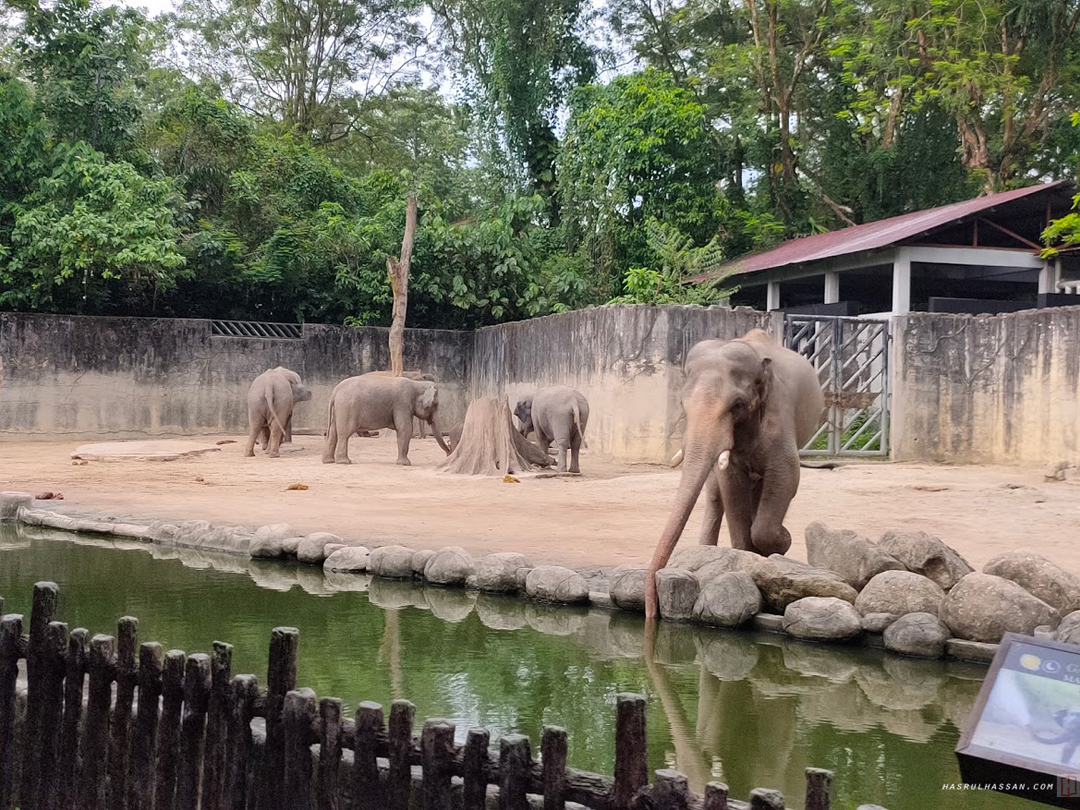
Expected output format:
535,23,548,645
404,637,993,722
430,0,597,213
0,142,187,313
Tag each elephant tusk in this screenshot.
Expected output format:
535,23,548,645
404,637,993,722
669,449,684,468
717,450,731,471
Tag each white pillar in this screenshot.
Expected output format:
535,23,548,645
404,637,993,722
892,251,911,315
767,281,781,311
1039,261,1056,295
824,271,840,304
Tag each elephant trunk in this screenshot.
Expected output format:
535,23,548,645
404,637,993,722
646,412,734,620
430,410,452,455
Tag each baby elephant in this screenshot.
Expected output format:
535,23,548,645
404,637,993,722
514,385,589,473
323,374,451,465
245,367,312,458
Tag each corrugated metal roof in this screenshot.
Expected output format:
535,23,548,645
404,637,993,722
706,180,1070,279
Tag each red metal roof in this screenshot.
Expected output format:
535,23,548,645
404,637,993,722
707,180,1071,279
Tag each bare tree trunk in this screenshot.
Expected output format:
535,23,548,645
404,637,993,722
387,194,417,377
439,397,550,476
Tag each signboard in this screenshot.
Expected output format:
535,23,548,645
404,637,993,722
957,633,1080,808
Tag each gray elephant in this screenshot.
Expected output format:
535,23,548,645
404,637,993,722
323,375,451,465
245,367,312,458
514,385,589,473
644,329,824,619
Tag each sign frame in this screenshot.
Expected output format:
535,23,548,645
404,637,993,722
956,632,1080,808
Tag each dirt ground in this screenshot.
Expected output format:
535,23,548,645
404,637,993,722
4,433,1080,576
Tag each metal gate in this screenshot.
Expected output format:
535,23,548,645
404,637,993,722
783,315,890,457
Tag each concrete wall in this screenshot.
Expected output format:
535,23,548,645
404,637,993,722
0,313,471,440
470,305,778,462
891,307,1080,463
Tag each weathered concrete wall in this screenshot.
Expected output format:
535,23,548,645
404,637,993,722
470,305,779,462
0,313,471,440
891,307,1080,463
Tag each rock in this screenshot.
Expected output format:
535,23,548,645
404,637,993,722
608,566,647,612
424,546,475,586
368,546,416,579
281,536,303,556
945,639,999,664
941,572,1061,643
297,532,344,565
983,550,1080,614
411,550,436,578
693,571,761,628
1035,625,1055,641
1055,611,1080,644
324,543,345,556
249,533,286,559
782,597,862,642
525,565,590,604
655,569,700,621
878,530,973,591
0,492,33,521
883,612,950,659
854,571,946,617
804,522,905,590
255,523,294,543
472,552,533,593
323,546,371,573
1045,460,1069,481
861,613,899,633
751,555,858,612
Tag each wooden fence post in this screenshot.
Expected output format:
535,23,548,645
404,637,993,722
462,728,490,810
317,697,342,810
352,702,385,810
0,614,23,810
283,689,317,810
704,782,730,810
499,735,531,810
36,621,68,808
805,769,832,810
387,700,415,810
653,770,690,809
226,675,257,810
749,788,785,809
541,726,567,810
78,634,117,810
108,616,138,810
261,627,298,810
613,693,648,810
129,642,163,810
177,654,211,810
21,581,58,810
421,720,454,810
155,650,187,810
58,628,88,810
203,641,233,810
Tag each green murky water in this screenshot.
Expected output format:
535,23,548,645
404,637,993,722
0,524,1041,810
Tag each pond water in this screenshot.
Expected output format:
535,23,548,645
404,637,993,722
0,524,1041,810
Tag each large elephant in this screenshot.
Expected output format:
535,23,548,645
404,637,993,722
245,367,312,458
514,385,590,473
322,375,451,465
645,329,824,619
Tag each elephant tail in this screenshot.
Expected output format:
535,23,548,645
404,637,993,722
264,388,288,438
572,402,589,449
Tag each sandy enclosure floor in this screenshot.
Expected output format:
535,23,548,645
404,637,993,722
3,434,1080,576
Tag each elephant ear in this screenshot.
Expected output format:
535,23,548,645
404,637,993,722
752,357,773,414
420,383,438,412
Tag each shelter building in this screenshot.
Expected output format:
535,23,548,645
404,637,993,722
709,181,1080,316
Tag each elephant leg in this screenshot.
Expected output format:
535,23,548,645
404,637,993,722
321,416,339,464
698,470,724,545
259,426,270,451
569,428,582,473
334,426,352,464
267,422,284,458
284,414,293,444
394,415,413,466
536,431,551,461
750,458,799,556
244,421,261,457
718,466,756,552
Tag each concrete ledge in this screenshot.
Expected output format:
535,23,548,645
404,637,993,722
945,639,1000,664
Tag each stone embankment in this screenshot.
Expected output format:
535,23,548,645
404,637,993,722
5,491,1074,664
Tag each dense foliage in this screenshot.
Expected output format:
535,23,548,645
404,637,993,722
1,0,1078,326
